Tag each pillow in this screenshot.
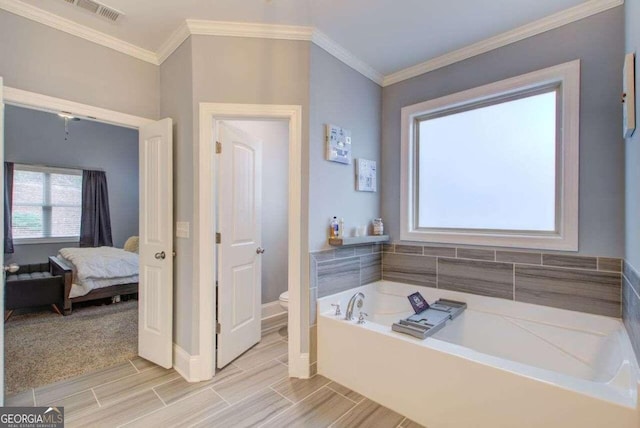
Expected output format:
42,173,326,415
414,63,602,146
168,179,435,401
123,236,139,253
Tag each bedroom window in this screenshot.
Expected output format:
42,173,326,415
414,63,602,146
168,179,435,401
12,164,82,243
400,61,580,250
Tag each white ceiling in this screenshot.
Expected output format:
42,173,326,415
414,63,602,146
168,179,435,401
17,0,591,75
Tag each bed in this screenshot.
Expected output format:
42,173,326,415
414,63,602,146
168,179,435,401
49,246,139,315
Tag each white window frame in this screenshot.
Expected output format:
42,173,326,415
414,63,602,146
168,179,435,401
13,163,82,244
400,60,580,251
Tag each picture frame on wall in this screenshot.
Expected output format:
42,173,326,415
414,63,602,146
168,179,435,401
623,52,636,138
356,158,377,192
325,124,352,164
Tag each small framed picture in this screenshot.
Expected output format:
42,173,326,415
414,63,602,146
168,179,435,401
623,53,636,138
355,159,377,192
325,124,352,164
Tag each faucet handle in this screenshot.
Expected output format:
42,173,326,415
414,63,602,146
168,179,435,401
357,312,368,324
331,303,341,316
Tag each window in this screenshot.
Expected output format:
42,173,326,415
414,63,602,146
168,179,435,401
12,165,82,242
400,60,580,250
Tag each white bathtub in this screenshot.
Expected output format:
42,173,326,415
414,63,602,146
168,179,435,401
317,281,640,428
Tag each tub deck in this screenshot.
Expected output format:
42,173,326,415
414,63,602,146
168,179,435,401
318,280,640,428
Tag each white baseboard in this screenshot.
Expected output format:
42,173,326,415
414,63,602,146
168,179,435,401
262,300,286,319
289,352,311,379
173,343,205,382
172,303,286,383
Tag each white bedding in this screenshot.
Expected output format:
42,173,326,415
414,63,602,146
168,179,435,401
58,247,139,298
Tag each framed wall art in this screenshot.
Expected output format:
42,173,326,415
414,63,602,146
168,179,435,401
623,52,636,138
325,124,352,164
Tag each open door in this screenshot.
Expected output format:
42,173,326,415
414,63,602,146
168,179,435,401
216,121,263,368
138,118,173,368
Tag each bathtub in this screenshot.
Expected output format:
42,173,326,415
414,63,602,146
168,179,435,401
317,280,640,428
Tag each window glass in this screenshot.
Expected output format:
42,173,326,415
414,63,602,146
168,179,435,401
12,166,82,240
417,91,557,232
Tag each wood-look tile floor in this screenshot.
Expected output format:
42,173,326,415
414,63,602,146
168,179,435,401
6,327,424,428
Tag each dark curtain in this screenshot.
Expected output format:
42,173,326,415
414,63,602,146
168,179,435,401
4,162,14,254
80,170,113,247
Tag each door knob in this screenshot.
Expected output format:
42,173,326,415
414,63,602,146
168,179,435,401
256,247,265,254
155,251,166,260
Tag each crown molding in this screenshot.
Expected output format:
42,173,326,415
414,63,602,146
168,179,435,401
0,0,623,87
383,0,623,86
186,19,313,41
311,30,384,85
0,0,159,65
162,20,384,84
156,21,190,64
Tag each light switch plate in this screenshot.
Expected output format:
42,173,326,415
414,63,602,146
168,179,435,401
176,221,190,238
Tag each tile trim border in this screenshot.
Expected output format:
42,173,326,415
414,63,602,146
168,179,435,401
381,243,622,272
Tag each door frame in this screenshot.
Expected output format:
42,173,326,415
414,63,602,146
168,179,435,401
198,103,307,379
0,85,162,402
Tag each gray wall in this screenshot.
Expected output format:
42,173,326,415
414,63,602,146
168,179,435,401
162,35,311,354
623,0,640,365
4,105,139,264
381,7,625,257
625,0,640,269
159,39,194,354
309,45,382,251
229,120,289,305
0,10,159,119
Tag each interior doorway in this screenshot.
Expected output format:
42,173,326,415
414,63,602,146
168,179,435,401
215,119,289,368
198,103,306,379
3,104,141,396
0,84,174,404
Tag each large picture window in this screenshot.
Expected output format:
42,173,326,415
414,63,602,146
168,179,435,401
12,164,82,242
400,61,580,250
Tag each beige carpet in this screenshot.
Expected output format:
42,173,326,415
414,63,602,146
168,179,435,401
5,300,138,395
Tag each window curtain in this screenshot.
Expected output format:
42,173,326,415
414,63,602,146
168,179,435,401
80,170,113,247
4,162,14,254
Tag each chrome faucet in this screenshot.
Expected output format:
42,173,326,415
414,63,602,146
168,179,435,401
345,292,365,320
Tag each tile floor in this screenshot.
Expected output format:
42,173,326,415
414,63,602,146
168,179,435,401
5,327,424,427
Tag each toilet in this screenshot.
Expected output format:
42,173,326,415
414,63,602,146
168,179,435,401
279,291,289,310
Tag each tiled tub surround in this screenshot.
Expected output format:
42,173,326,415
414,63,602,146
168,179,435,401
308,245,382,373
381,244,622,318
308,243,622,370
623,261,640,365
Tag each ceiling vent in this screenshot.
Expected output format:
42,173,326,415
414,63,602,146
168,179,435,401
60,0,124,23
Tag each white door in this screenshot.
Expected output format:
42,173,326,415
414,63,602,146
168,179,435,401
217,121,263,368
138,118,173,368
0,77,5,405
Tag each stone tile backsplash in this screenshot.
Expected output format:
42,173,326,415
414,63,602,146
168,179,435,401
308,242,631,368
438,258,513,299
310,243,624,326
309,244,383,326
381,244,621,318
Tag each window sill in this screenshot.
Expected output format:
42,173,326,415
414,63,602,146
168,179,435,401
13,237,79,245
400,230,577,252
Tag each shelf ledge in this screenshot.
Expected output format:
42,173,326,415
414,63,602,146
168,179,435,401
328,235,389,247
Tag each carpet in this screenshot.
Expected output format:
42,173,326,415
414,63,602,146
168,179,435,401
4,300,138,395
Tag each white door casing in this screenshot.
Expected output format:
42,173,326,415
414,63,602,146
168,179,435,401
216,121,263,368
138,118,174,368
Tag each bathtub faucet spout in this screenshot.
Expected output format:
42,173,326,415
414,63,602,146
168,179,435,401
345,292,365,321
